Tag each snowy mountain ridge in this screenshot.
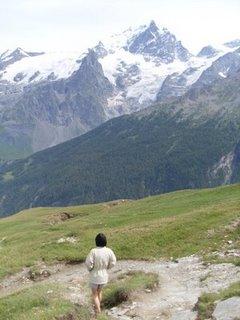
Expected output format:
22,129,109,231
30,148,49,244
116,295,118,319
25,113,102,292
0,20,237,89
0,20,239,159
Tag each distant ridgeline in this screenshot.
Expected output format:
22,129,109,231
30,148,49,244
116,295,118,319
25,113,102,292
0,21,240,160
0,69,240,217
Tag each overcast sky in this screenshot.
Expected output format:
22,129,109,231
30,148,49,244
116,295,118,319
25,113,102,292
1,0,239,54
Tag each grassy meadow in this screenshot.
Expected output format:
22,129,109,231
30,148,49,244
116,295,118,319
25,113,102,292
0,184,239,279
0,271,158,320
0,284,80,320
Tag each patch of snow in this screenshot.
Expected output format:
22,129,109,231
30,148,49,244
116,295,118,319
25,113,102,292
185,50,230,86
100,49,187,103
1,55,14,63
101,46,233,108
218,72,227,78
1,51,84,84
103,24,153,52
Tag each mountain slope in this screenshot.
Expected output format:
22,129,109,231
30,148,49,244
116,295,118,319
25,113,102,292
156,47,240,102
0,21,238,160
0,70,240,217
0,183,240,318
0,183,239,276
124,20,191,62
0,50,113,157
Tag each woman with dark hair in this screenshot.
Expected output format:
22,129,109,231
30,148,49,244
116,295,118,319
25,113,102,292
85,233,116,315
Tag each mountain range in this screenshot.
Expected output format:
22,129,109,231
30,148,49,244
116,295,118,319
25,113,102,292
0,20,240,217
0,64,240,217
1,20,240,160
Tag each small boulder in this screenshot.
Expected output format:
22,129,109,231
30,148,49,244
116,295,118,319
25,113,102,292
212,297,240,320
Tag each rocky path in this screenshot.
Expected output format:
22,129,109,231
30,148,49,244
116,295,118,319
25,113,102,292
0,256,239,319
107,257,240,320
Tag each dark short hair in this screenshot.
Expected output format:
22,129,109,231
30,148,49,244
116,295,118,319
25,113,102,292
95,233,107,247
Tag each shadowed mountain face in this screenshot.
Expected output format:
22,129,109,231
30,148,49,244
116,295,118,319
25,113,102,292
192,48,240,89
0,50,113,157
125,20,191,63
156,48,240,102
0,70,240,217
197,46,219,58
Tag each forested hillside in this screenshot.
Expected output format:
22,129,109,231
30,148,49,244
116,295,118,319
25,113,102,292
0,70,240,216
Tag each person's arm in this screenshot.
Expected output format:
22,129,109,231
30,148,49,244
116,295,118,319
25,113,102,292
108,249,117,269
85,249,94,271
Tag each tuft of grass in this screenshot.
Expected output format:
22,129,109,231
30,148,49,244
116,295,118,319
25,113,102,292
97,313,110,320
102,271,158,308
204,256,240,267
195,281,240,320
0,184,239,278
0,284,87,320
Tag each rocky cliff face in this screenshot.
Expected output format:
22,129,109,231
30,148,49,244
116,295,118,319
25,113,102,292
197,45,219,58
156,48,240,102
125,20,191,63
0,50,113,154
193,48,240,89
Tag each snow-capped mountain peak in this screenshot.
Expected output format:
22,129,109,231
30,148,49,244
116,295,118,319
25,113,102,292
1,20,240,160
0,47,46,72
11,47,29,56
93,41,108,59
0,49,85,84
102,21,167,53
0,47,30,65
121,20,191,63
0,22,239,97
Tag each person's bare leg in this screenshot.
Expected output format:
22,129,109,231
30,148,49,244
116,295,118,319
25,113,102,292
92,287,101,315
97,286,103,305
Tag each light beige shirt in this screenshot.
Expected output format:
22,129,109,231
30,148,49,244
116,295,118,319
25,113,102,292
85,246,117,284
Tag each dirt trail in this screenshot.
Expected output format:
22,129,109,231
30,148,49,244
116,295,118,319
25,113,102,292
0,256,239,320
107,257,240,320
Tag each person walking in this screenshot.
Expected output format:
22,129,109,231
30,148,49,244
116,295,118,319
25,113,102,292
85,233,117,315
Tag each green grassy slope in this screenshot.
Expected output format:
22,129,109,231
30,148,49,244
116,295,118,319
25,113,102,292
0,184,239,279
